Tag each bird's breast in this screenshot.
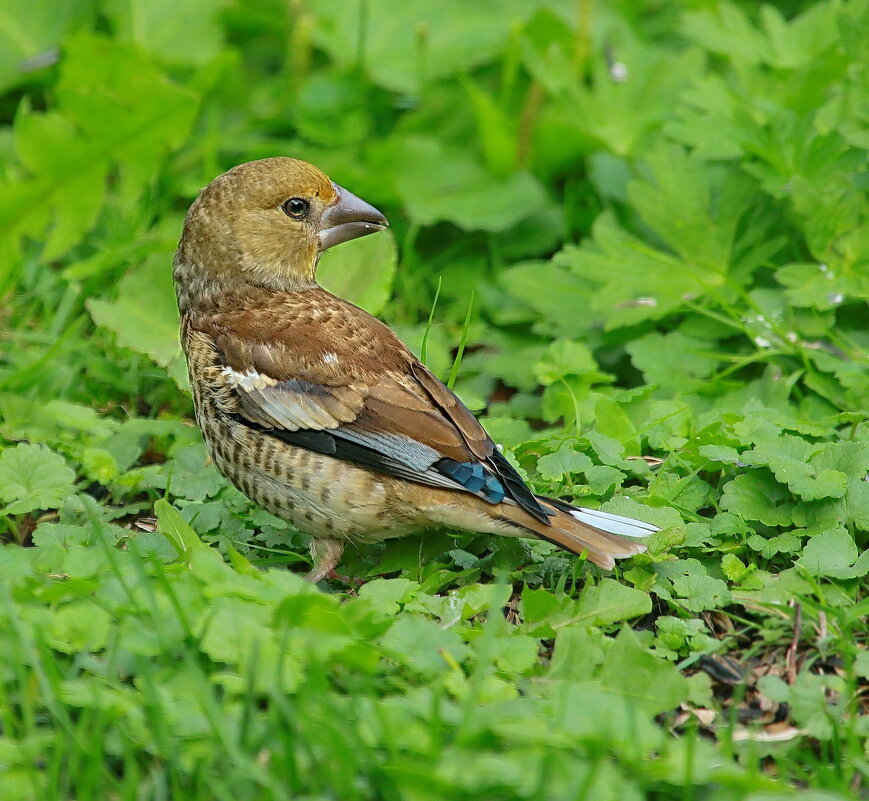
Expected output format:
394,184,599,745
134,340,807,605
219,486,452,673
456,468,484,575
182,324,418,543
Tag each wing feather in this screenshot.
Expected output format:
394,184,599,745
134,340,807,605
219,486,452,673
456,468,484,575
198,293,549,520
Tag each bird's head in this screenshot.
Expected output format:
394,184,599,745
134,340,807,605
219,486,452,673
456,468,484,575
174,157,388,310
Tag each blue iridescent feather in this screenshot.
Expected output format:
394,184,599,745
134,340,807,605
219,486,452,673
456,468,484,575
437,459,506,503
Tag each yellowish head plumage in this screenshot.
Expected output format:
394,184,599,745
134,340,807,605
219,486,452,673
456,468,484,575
174,158,386,311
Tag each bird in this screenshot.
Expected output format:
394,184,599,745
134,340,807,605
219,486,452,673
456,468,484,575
173,158,658,582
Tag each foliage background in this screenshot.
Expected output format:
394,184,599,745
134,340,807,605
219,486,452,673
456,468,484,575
0,0,867,799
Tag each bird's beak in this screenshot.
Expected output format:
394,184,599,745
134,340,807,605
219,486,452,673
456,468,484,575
318,184,388,252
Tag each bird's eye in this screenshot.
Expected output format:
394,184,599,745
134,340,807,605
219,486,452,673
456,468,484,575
281,197,310,219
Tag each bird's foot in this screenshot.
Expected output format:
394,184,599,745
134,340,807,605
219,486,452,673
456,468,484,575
304,537,345,583
327,568,364,587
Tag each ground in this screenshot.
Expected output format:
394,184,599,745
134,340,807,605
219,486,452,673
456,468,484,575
0,1,866,798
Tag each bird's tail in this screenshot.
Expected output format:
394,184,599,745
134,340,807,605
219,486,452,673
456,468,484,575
499,495,657,569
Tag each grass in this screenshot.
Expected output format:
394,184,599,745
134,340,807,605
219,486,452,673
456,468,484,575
0,0,867,798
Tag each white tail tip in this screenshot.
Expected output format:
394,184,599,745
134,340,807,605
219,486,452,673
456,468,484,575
570,507,659,538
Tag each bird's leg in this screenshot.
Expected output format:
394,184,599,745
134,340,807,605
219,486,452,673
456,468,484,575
305,537,345,583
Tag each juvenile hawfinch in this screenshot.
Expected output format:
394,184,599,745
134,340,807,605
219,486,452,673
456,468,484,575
174,158,657,581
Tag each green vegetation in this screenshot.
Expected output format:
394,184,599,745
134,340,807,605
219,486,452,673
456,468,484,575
1,1,867,798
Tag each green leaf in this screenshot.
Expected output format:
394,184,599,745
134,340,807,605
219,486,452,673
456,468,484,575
658,560,731,612
0,0,91,94
380,617,468,678
586,432,625,467
358,578,420,615
200,598,303,692
491,635,539,674
155,498,205,559
548,627,606,680
747,532,802,559
520,586,572,627
682,3,770,67
759,4,839,69
318,228,398,315
855,650,869,680
536,446,592,481
813,440,869,480
720,472,793,527
526,31,701,158
557,214,700,329
168,444,226,502
721,553,752,583
664,75,745,159
103,0,227,65
576,579,652,627
797,529,860,578
583,465,626,495
775,262,864,310
628,144,750,274
593,396,640,456
742,435,848,501
699,445,741,465
293,73,373,148
627,331,719,392
498,261,594,335
55,34,199,199
0,443,76,515
599,628,687,715
640,399,692,451
0,34,198,266
87,253,185,383
387,136,547,232
534,339,600,384
454,582,511,618
12,113,107,262
786,671,838,740
48,602,111,653
312,0,550,94
462,78,516,177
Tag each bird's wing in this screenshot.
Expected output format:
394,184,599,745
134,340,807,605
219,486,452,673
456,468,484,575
198,292,550,522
